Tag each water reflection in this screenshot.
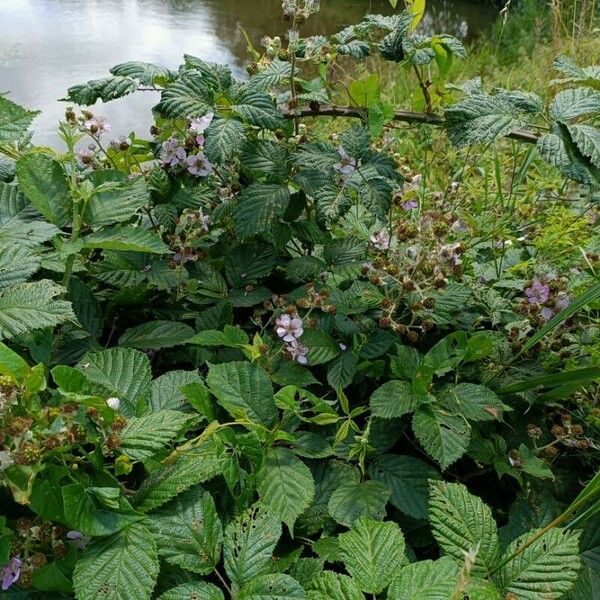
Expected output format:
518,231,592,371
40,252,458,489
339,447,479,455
0,0,497,145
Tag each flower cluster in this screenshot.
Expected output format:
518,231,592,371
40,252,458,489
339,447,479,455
276,313,308,364
281,0,320,23
523,278,571,322
159,113,214,177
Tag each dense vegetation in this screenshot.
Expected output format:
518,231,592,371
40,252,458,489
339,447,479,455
0,0,599,598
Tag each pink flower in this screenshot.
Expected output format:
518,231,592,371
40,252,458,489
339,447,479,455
525,280,550,305
77,146,95,166
556,292,571,311
541,307,555,321
370,230,390,251
195,134,205,147
287,339,309,364
1,557,21,591
186,153,213,177
402,200,418,211
189,112,214,134
84,116,111,136
161,138,187,167
67,531,89,551
276,314,304,342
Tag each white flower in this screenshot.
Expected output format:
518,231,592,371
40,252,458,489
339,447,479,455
106,397,120,411
276,314,304,342
84,116,111,136
333,146,358,175
189,112,214,134
370,230,390,251
0,451,14,471
286,339,309,364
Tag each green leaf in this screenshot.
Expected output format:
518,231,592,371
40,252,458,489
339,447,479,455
65,76,139,105
150,369,202,411
328,480,390,527
223,507,282,590
120,410,195,461
156,73,213,118
0,96,40,142
157,582,224,600
148,487,222,575
388,557,459,599
370,380,417,419
77,347,151,416
81,226,170,254
16,153,71,227
0,341,29,380
307,571,364,600
567,123,600,168
73,522,159,600
118,320,195,350
189,325,249,348
549,87,600,121
327,352,357,389
134,439,225,512
0,280,75,340
429,481,500,577
231,88,284,129
368,454,440,519
62,483,142,536
412,406,470,469
257,447,315,531
110,61,174,85
389,345,422,380
239,574,305,599
438,383,504,422
206,361,277,426
497,528,581,600
445,91,538,147
84,177,150,226
234,183,290,237
248,59,293,91
339,516,406,594
300,329,340,365
205,118,247,163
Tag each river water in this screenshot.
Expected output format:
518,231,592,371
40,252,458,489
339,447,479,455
0,0,497,145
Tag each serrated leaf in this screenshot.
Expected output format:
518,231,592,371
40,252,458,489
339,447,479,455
118,320,194,350
157,582,224,600
81,226,170,254
110,61,174,85
567,123,600,168
231,88,284,129
84,177,150,226
234,183,290,237
120,410,195,461
65,76,139,105
0,96,40,142
370,380,417,419
438,383,504,422
368,454,440,519
549,87,600,121
224,507,282,590
62,483,142,536
150,369,202,411
445,92,532,147
0,245,41,290
328,480,390,527
73,522,159,600
300,329,340,365
257,447,315,531
248,59,293,91
77,347,151,416
388,557,459,599
498,528,581,600
16,153,71,227
148,487,222,575
307,571,364,600
155,73,214,118
205,118,247,163
339,516,406,594
429,481,500,576
0,280,75,340
206,361,277,426
412,407,470,469
239,574,305,599
134,439,225,512
326,352,357,389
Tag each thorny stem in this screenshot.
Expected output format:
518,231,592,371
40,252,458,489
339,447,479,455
413,64,432,112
